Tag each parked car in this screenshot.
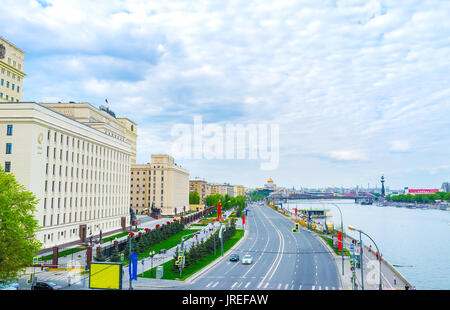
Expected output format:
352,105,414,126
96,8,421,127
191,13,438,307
242,254,253,264
31,282,62,290
159,249,167,254
229,254,240,262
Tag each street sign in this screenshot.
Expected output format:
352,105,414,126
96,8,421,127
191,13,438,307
179,250,184,257
350,258,357,267
350,244,354,251
292,223,300,233
33,256,38,265
120,253,124,261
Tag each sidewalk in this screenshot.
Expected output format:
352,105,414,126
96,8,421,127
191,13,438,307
281,206,412,290
314,231,411,290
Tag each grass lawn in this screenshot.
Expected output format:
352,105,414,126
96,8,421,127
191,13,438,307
122,229,201,266
320,236,351,256
139,229,244,281
191,223,207,227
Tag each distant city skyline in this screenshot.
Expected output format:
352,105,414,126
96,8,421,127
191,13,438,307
2,0,450,189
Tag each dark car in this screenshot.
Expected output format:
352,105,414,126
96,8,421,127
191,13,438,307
32,282,62,290
229,254,239,262
159,249,167,254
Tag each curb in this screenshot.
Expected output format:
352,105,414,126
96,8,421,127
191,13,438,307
185,226,249,284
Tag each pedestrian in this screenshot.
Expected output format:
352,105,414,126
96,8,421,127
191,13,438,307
376,252,379,259
393,276,397,285
405,284,409,290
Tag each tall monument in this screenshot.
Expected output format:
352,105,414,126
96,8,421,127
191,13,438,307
381,175,386,197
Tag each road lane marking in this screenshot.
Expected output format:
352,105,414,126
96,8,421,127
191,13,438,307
285,284,289,290
312,285,315,290
277,283,281,289
245,282,251,288
298,285,302,290
212,281,219,288
264,282,269,289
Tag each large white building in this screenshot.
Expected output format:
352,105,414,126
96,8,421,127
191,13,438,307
0,102,134,251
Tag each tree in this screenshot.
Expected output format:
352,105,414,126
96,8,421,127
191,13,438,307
0,166,42,282
189,191,201,204
110,248,121,262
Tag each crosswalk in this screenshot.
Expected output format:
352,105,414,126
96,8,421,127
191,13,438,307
204,280,337,290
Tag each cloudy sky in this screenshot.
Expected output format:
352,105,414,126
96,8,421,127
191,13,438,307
2,0,450,189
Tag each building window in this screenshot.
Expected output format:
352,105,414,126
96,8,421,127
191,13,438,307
7,125,13,136
4,162,11,172
5,143,12,154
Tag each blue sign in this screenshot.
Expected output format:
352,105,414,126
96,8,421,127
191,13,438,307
280,203,283,209
129,254,138,280
245,209,248,217
350,244,354,251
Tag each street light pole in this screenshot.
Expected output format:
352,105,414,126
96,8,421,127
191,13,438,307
348,226,382,290
332,204,345,276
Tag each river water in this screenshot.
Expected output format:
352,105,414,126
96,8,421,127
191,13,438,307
284,199,450,290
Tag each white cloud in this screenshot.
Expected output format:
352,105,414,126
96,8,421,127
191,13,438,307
1,0,450,188
389,140,412,153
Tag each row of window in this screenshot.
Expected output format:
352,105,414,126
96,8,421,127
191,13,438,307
0,92,19,102
131,192,164,198
131,169,165,175
0,79,20,92
2,58,23,71
42,210,121,227
131,203,164,208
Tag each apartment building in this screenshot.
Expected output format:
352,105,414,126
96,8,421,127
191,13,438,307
189,179,211,204
130,154,189,216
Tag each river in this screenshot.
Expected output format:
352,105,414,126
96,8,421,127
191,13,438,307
284,199,450,290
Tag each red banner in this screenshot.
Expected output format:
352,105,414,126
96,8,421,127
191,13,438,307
338,232,342,251
295,208,297,215
243,213,245,225
217,202,222,221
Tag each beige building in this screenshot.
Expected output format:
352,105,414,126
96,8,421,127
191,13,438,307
209,183,228,196
233,185,245,197
189,179,211,204
117,118,137,164
0,37,26,103
130,154,189,216
0,102,133,250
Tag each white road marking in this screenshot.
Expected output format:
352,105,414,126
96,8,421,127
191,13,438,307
277,283,281,289
212,281,219,288
264,282,269,289
245,282,251,288
312,285,316,290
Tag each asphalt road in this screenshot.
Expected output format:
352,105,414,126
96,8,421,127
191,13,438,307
185,203,340,290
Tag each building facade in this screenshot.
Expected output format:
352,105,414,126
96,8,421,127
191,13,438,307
233,185,245,197
189,179,211,203
0,102,133,250
130,154,189,216
0,37,26,103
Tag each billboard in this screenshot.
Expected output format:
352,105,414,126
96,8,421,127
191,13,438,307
89,262,123,290
407,189,439,194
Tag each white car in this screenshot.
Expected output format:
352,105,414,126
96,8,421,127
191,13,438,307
242,254,253,264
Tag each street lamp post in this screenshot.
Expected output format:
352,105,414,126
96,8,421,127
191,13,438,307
128,232,134,290
332,204,345,276
348,226,382,290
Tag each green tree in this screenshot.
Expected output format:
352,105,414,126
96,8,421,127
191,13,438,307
110,248,121,262
189,191,201,204
0,166,42,282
